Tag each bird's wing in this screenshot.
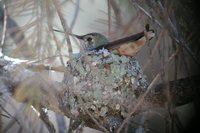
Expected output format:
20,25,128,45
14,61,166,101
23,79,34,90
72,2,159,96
93,31,145,50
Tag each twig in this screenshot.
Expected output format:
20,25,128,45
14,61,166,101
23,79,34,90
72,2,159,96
0,0,8,54
78,96,109,133
168,104,184,133
50,27,66,66
85,109,109,133
25,63,65,72
0,105,21,125
156,0,200,66
70,0,80,30
156,1,177,35
0,113,10,118
52,0,73,55
131,1,162,27
45,4,66,67
107,0,111,36
0,105,21,133
39,107,56,133
110,0,122,28
175,39,200,66
26,54,69,64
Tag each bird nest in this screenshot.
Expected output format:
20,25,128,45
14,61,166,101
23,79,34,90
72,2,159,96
63,49,148,120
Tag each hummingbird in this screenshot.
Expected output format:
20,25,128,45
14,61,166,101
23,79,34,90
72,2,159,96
53,24,155,56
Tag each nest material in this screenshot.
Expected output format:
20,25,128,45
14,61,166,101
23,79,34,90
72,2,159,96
64,49,148,119
62,49,150,132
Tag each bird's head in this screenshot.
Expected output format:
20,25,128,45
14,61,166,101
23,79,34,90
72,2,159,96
75,33,109,51
52,28,108,51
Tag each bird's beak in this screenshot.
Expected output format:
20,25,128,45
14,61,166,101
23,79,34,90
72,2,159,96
53,28,84,39
71,34,84,40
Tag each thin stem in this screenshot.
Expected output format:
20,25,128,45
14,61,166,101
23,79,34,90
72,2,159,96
52,0,73,55
107,0,111,36
70,0,80,30
110,0,122,28
1,0,8,54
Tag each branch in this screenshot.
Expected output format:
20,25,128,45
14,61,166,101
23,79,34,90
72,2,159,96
0,0,7,53
52,0,73,55
0,3,25,46
70,0,80,30
110,0,122,27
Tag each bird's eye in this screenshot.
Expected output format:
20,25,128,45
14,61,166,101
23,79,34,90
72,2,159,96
87,37,92,42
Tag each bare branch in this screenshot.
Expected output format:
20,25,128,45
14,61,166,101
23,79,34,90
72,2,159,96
110,0,122,28
52,0,73,55
107,0,111,36
0,0,8,53
131,1,162,27
39,108,56,133
70,0,80,30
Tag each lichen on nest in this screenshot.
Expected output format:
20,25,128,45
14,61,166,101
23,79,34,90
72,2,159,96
64,49,148,118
